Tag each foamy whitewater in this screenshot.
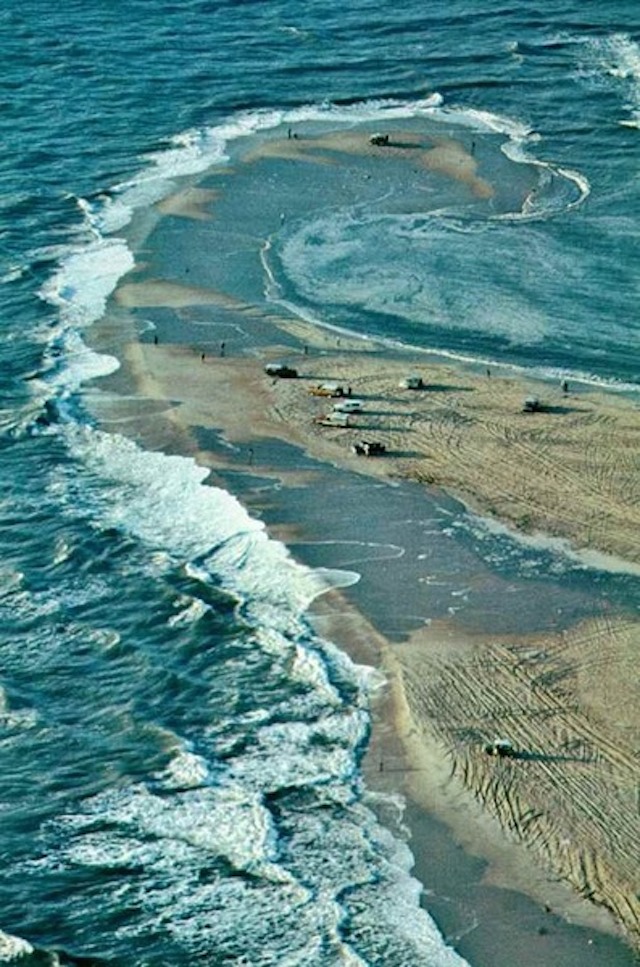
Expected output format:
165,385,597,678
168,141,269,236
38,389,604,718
0,2,639,964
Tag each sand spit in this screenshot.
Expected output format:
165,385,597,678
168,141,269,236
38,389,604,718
89,288,640,952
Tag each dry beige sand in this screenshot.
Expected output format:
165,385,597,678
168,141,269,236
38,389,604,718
119,316,640,568
91,314,640,952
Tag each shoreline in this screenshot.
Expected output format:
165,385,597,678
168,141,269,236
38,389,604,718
85,294,640,963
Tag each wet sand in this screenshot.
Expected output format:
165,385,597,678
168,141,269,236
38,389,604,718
85,290,640,964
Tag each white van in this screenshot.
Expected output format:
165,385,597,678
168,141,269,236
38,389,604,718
332,399,364,413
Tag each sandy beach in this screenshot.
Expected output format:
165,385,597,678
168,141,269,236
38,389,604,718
82,125,640,962
87,273,640,964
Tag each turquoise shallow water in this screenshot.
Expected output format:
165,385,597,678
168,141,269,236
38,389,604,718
0,2,639,964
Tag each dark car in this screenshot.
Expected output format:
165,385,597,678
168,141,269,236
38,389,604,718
264,363,298,378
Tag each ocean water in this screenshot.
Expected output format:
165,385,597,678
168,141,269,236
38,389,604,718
1,1,639,964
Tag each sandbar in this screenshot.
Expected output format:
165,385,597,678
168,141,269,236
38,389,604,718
244,128,494,198
85,286,640,963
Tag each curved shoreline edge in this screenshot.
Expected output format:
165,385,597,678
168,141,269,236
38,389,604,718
84,285,640,963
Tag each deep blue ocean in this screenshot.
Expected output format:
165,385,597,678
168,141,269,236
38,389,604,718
1,2,639,964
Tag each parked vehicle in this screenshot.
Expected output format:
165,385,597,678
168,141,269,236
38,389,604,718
333,399,363,413
485,739,516,758
352,440,386,456
309,382,345,397
399,375,424,390
264,362,298,378
315,411,351,427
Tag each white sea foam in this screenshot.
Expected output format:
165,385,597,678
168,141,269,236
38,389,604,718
37,758,469,965
0,929,34,962
167,595,211,627
0,685,37,731
40,235,133,330
0,568,23,598
155,748,210,790
34,232,127,410
50,330,120,399
225,712,369,795
496,152,590,218
586,33,640,127
76,192,132,236
0,266,25,284
420,98,590,217
62,781,282,877
350,818,468,967
73,423,352,601
282,210,556,345
291,642,342,703
314,565,361,589
430,102,535,143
